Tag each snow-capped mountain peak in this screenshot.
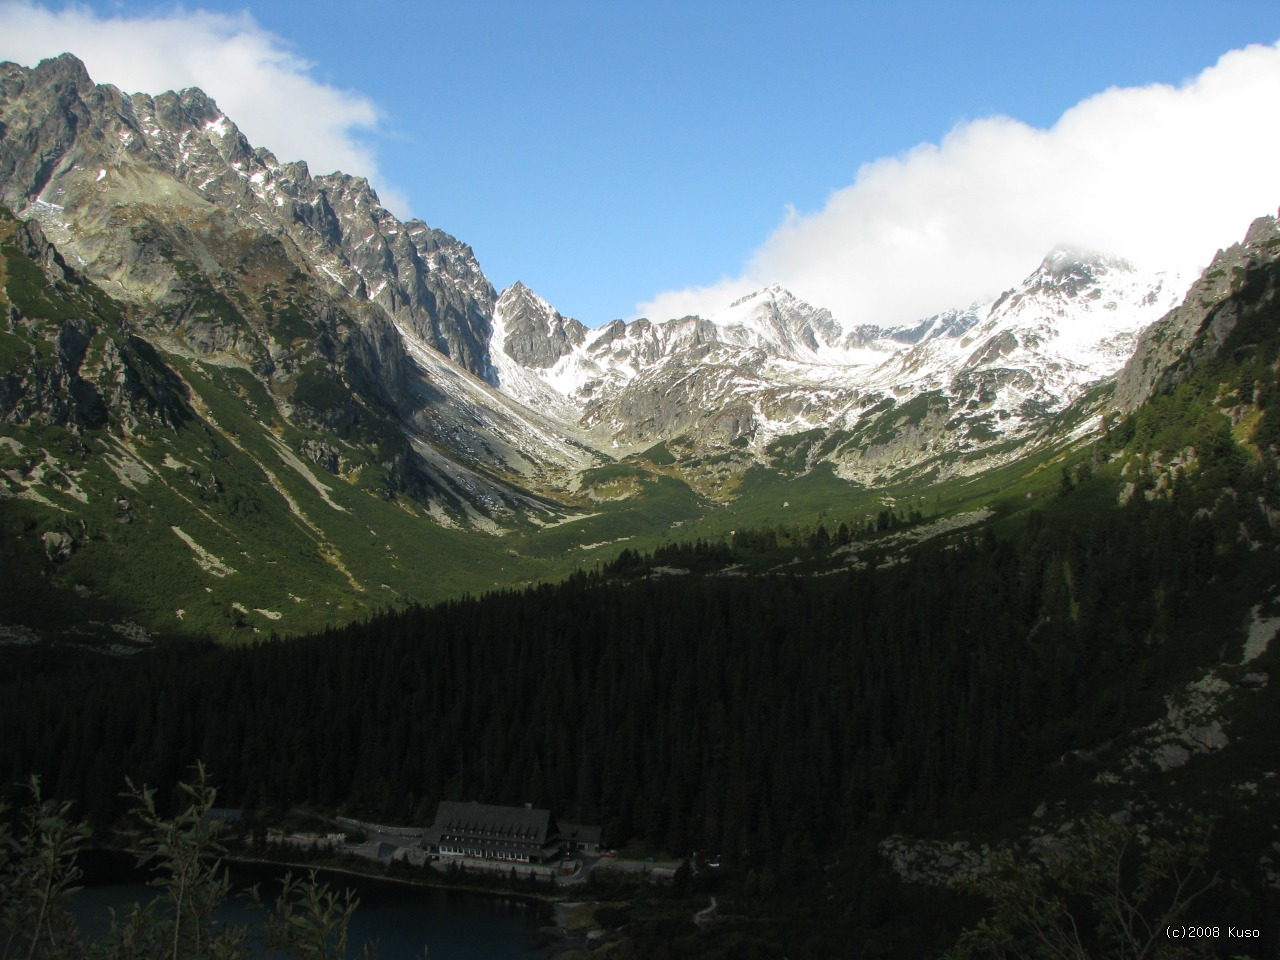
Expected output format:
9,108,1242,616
969,249,1190,383
709,284,844,361
484,245,1194,473
1017,246,1139,301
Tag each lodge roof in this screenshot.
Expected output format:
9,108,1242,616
429,800,552,844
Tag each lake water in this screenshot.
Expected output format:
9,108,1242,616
74,854,557,960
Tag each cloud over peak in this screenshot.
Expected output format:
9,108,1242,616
640,41,1280,329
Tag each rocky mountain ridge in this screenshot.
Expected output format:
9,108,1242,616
494,249,1191,485
0,53,1268,513
1115,213,1280,412
1,53,602,521
1,53,496,380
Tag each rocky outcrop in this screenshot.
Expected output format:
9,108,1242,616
714,284,843,358
1,214,189,431
1113,215,1280,413
0,54,497,383
495,282,587,369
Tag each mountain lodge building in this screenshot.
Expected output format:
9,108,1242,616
423,800,601,863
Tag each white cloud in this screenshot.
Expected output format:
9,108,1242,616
639,41,1280,328
639,275,758,326
0,1,410,216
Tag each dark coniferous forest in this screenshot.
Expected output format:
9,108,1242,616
3,448,1279,955
0,450,1271,847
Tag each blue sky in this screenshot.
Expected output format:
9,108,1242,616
3,1,1280,327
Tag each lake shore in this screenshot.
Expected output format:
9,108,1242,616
222,850,561,905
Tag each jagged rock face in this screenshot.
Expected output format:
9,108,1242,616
589,314,721,369
494,282,587,369
1,215,189,432
712,284,843,358
580,358,763,447
0,54,496,382
0,55,103,200
490,283,869,452
1113,216,1280,413
1022,247,1133,298
0,56,602,531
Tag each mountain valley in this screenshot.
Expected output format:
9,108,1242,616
1,51,1279,960
0,54,1258,645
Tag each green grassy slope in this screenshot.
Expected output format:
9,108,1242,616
0,211,586,645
